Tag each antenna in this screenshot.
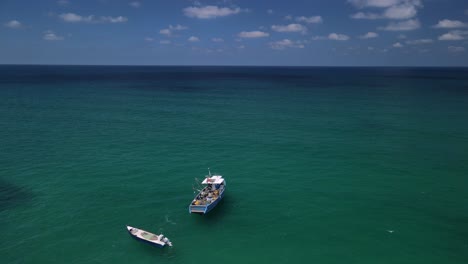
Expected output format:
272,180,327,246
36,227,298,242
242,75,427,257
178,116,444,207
208,167,211,177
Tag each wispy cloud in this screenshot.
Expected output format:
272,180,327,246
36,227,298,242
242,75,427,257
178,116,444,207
211,38,224,42
160,40,171,44
59,13,94,22
348,0,420,9
448,46,465,53
267,9,274,15
269,39,305,50
4,20,22,29
359,32,378,39
379,19,420,31
350,12,381,19
59,13,127,23
144,37,154,42
188,36,200,42
328,33,350,40
129,1,141,8
101,16,128,23
183,5,241,19
57,0,69,6
43,30,64,41
238,31,269,38
349,0,421,20
438,30,468,41
159,24,188,36
433,19,468,29
405,39,433,45
393,42,404,48
271,24,307,33
295,16,323,24
170,25,187,30
313,33,350,41
159,29,171,36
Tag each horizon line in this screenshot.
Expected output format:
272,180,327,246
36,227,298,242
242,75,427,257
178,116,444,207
1,64,468,68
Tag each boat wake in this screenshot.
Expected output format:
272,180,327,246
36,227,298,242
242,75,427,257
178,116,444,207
165,215,176,225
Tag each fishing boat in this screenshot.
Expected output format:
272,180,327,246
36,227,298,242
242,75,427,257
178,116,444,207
189,169,226,214
126,225,172,248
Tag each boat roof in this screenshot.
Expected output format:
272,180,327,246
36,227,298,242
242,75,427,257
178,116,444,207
202,175,224,184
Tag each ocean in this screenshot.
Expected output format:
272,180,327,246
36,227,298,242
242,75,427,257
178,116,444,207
1,66,468,264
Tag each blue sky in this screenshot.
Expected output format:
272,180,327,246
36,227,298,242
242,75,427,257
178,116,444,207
1,0,468,66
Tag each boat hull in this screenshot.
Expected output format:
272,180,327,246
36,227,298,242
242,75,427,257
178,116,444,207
189,189,225,214
127,228,165,248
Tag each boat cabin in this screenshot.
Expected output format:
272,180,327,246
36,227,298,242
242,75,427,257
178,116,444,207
191,175,225,206
201,175,225,185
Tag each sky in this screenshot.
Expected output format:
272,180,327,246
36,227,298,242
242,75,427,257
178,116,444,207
1,0,468,66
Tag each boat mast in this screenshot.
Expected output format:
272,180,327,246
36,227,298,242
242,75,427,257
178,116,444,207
208,168,211,177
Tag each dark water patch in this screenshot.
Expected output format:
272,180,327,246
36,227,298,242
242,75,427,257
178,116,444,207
0,179,33,211
3,66,467,88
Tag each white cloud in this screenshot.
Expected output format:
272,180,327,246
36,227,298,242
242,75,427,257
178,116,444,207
129,1,141,8
284,15,293,20
348,0,421,8
145,37,154,42
448,46,465,53
238,31,269,38
271,24,307,33
169,24,187,30
397,34,407,39
183,5,241,19
393,42,403,47
328,33,350,41
57,0,69,6
202,48,223,53
101,16,128,23
159,29,171,35
267,9,274,14
188,36,200,42
295,16,323,24
359,32,378,39
433,19,468,29
269,39,305,50
4,20,22,29
159,24,188,36
59,13,127,23
383,3,417,19
59,13,94,22
43,30,64,41
379,19,420,31
350,12,381,19
349,0,421,20
160,40,171,44
211,38,224,42
405,39,433,44
438,30,468,41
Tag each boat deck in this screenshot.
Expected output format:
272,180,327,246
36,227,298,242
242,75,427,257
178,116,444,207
127,226,166,246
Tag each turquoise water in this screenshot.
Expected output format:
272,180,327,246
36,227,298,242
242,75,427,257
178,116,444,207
1,66,468,263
